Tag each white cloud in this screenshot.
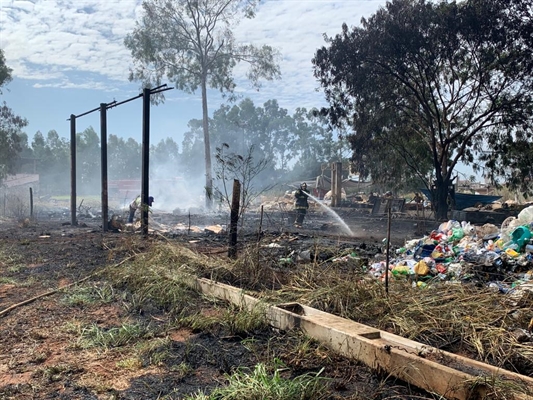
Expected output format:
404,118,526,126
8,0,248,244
1,0,140,85
0,0,386,110
229,0,386,112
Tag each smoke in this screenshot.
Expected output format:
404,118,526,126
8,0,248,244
149,160,206,213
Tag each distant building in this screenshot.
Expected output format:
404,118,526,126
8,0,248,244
0,174,40,217
1,174,40,192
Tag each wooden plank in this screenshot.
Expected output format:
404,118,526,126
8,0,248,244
190,278,533,400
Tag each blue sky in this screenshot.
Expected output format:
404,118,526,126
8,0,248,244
0,0,388,147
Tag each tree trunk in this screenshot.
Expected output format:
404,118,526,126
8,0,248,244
433,181,450,221
201,77,213,210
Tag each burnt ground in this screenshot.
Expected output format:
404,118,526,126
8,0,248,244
0,207,438,400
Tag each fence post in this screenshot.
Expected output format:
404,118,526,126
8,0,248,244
29,187,33,219
228,179,241,258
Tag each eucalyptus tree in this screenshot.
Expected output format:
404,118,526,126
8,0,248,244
290,107,349,180
0,50,11,88
76,127,101,194
151,137,181,177
108,135,142,179
181,119,207,180
0,49,27,183
14,132,34,173
125,0,281,208
313,0,533,219
186,98,344,180
209,98,259,155
31,130,70,194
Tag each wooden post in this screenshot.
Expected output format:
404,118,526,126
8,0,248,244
331,162,342,207
331,163,337,207
29,187,33,219
228,179,241,258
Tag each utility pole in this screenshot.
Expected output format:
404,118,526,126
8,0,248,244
100,103,108,232
69,85,172,235
141,88,150,236
70,115,77,226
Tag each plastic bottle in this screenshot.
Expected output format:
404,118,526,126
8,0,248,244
503,241,518,251
505,248,520,257
396,247,407,254
510,226,532,251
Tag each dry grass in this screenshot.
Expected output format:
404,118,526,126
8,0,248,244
100,238,533,398
150,240,532,374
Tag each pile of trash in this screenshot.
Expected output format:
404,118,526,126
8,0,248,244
366,206,533,292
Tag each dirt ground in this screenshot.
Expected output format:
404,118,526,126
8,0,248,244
0,208,438,400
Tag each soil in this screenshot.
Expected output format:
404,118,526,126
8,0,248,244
0,207,438,400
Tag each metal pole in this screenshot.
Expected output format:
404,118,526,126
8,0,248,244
70,114,77,226
100,103,108,232
141,88,150,236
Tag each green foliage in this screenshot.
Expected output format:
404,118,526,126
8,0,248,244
108,134,142,179
0,49,12,92
31,130,70,194
184,362,329,400
313,0,533,218
185,98,350,182
61,284,115,307
76,322,151,349
180,303,268,336
125,0,280,98
1,50,28,183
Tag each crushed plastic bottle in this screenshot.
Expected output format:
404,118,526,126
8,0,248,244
505,248,520,258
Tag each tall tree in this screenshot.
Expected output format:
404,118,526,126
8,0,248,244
209,98,295,172
0,49,28,183
151,137,181,176
76,127,101,194
125,0,281,208
290,107,349,180
31,130,70,194
187,99,347,182
0,50,12,90
108,135,141,179
313,0,533,219
181,119,207,180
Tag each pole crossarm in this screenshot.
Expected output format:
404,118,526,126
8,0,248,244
149,86,174,96
67,106,100,120
107,95,141,109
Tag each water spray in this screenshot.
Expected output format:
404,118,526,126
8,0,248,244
287,184,354,236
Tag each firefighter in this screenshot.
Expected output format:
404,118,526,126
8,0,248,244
294,182,310,228
128,195,154,223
